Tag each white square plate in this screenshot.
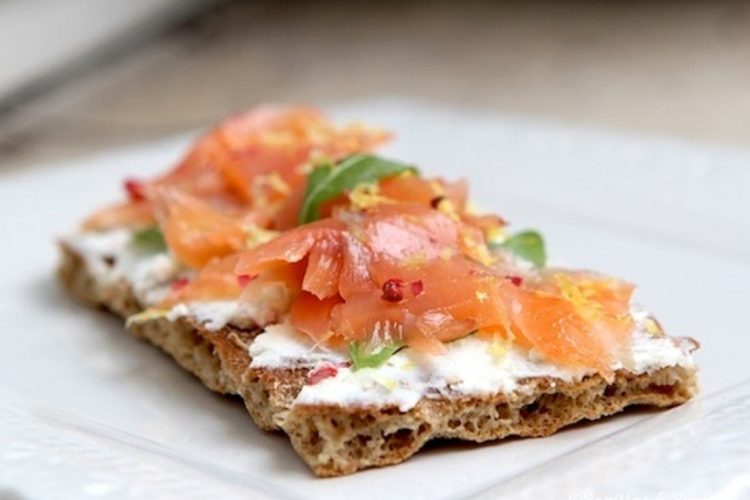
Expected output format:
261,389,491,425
1,100,749,499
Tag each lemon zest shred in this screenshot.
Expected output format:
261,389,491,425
436,198,460,221
643,318,662,336
252,172,291,200
439,248,454,260
349,225,368,243
296,162,314,175
555,274,605,321
245,224,280,248
484,328,514,359
485,225,507,246
461,233,477,249
370,372,398,391
400,360,415,371
381,378,397,391
258,130,298,148
267,172,291,195
125,308,169,328
488,340,508,358
402,252,428,268
473,243,497,267
428,180,446,196
348,182,393,210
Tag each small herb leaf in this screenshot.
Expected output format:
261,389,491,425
298,154,417,224
496,230,546,267
349,341,403,370
131,226,167,252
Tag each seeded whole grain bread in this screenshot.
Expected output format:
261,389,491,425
58,243,699,476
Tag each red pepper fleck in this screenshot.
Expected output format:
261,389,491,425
124,178,146,201
429,195,445,209
236,274,255,288
506,275,523,287
381,278,404,302
307,364,339,385
171,277,190,291
410,280,424,297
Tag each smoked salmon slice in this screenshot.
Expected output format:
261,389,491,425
234,202,510,353
232,188,635,377
82,200,155,231
126,112,639,379
502,273,634,379
83,106,390,231
161,254,243,307
157,189,247,269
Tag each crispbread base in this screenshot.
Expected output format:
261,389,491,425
58,244,699,476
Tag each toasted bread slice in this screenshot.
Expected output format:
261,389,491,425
58,243,699,476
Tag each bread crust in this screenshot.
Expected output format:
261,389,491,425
58,244,699,476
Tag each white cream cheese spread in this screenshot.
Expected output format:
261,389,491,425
65,229,288,328
64,229,181,305
249,321,348,366
66,229,696,412
248,311,695,412
166,301,267,331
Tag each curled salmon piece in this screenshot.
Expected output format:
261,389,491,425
500,272,635,380
82,200,155,231
331,256,513,354
234,195,636,377
291,292,343,344
234,204,512,353
161,254,243,307
161,254,305,328
156,189,247,269
275,175,474,232
235,204,472,299
378,175,468,210
162,105,390,205
235,218,346,279
128,109,636,377
84,105,390,231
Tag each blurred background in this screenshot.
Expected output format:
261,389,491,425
2,0,750,170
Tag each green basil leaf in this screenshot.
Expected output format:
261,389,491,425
495,230,546,267
298,154,418,224
303,160,334,201
349,341,403,370
131,226,167,252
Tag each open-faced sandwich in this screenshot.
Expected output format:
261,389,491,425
58,105,699,476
